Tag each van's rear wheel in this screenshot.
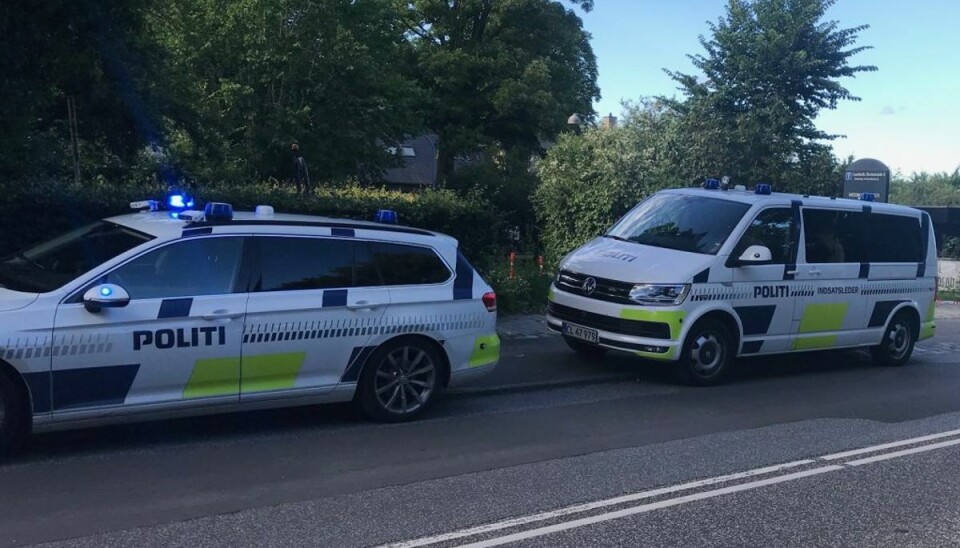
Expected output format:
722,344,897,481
676,318,734,386
871,312,916,367
563,336,608,360
0,370,30,458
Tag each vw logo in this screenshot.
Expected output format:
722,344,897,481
582,277,597,295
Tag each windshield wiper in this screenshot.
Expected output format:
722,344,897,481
603,234,632,243
14,252,46,271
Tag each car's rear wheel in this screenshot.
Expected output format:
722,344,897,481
871,311,916,367
0,369,30,458
562,336,608,360
358,339,441,422
676,318,734,386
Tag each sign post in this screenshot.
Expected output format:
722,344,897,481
843,158,891,202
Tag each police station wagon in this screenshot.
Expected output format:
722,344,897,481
547,182,937,385
0,199,499,455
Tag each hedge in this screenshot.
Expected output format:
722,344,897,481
0,180,503,259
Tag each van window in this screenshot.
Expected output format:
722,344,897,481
732,208,793,264
803,209,865,264
606,194,751,255
866,214,922,263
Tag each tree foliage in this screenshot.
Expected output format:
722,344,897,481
399,0,600,182
890,169,960,207
664,0,875,188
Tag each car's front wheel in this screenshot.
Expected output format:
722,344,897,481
676,318,734,386
0,369,30,458
358,339,442,422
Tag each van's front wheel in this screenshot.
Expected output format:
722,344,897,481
676,318,734,386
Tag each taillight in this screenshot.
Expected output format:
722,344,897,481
482,292,497,312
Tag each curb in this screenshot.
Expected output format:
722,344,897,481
445,374,636,397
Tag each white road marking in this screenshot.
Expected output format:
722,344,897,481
819,428,960,461
845,437,960,466
455,466,844,548
376,459,815,548
381,428,960,548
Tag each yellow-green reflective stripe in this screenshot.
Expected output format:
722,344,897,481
241,352,306,393
620,309,685,340
793,335,838,350
921,321,935,340
184,357,240,399
798,303,848,334
469,334,501,368
547,287,556,302
925,299,936,323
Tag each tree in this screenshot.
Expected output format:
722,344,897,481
151,0,425,184
664,0,876,189
399,0,600,183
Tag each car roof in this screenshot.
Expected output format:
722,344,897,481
106,209,451,241
662,187,924,216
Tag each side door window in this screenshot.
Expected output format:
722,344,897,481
240,237,388,398
728,208,796,354
52,237,249,412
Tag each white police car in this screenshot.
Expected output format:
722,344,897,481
0,198,499,454
548,182,937,385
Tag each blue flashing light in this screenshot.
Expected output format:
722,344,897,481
755,183,772,195
703,178,721,190
204,202,234,221
859,192,876,202
100,286,113,297
375,209,398,224
167,192,195,211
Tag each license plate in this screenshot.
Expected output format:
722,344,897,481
562,322,599,344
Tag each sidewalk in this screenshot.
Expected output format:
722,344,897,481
498,303,960,339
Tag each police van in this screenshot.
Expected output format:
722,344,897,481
547,182,937,385
0,198,499,455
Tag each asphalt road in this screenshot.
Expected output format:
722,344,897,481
4,319,960,547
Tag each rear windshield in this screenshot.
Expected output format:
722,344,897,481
0,221,153,293
606,193,751,255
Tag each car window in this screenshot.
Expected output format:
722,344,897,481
104,237,244,300
865,213,922,263
255,237,354,291
367,242,450,286
606,194,751,255
802,209,866,264
0,221,153,293
732,208,793,264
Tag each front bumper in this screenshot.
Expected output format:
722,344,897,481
547,286,683,361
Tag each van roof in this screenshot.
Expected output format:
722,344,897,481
663,187,923,216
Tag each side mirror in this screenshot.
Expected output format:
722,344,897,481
83,284,130,313
735,245,773,266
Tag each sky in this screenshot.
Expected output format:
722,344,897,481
576,0,960,176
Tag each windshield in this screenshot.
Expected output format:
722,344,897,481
0,221,153,293
606,193,751,255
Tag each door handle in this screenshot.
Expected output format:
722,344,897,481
808,269,822,276
202,309,243,321
347,300,379,311
785,269,798,275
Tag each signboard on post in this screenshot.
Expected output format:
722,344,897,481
843,158,891,203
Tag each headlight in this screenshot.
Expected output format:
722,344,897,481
628,284,690,306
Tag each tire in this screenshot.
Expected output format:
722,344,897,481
0,369,30,458
562,336,608,360
357,338,443,422
675,318,735,386
871,311,916,367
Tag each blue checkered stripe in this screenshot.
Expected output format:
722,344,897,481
690,287,754,302
242,313,486,344
861,283,930,296
2,334,114,362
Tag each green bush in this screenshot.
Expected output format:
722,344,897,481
0,180,502,259
481,261,553,315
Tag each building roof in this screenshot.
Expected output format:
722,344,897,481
381,134,438,186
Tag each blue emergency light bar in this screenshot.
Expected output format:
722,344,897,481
204,202,234,221
375,209,398,224
755,184,772,195
703,178,721,190
859,192,876,202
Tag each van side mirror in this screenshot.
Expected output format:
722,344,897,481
83,284,130,313
734,245,773,266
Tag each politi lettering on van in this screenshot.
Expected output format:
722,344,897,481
133,326,226,351
754,285,789,299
